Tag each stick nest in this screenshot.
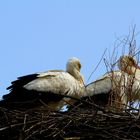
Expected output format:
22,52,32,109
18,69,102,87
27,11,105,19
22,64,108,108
0,98,140,140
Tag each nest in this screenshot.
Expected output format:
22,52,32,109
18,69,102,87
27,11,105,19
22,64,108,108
0,97,140,140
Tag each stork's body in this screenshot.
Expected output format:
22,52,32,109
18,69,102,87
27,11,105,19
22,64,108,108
1,57,85,110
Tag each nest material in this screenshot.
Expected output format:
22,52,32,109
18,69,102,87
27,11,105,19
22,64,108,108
0,97,140,140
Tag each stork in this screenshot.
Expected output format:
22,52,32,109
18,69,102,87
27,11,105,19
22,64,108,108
85,55,140,110
0,57,85,110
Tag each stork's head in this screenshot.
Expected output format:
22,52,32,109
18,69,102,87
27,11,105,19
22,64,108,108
118,55,137,74
66,57,84,83
66,57,82,72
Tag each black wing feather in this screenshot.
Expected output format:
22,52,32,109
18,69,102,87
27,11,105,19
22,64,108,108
7,74,38,91
3,74,38,100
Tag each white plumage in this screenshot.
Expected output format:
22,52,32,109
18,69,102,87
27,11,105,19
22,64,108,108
24,71,84,97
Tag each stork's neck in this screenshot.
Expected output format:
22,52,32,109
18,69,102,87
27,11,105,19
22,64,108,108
68,68,84,84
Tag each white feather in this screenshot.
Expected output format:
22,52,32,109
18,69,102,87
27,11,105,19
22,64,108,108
24,71,85,97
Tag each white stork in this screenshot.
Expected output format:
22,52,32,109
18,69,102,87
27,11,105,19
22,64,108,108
85,55,140,110
1,57,85,110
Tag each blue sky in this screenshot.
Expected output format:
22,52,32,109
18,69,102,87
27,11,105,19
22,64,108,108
0,0,140,98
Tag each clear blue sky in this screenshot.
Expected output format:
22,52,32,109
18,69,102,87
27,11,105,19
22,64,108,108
0,0,140,98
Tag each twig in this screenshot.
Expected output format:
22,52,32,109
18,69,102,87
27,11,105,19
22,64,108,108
86,48,107,84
